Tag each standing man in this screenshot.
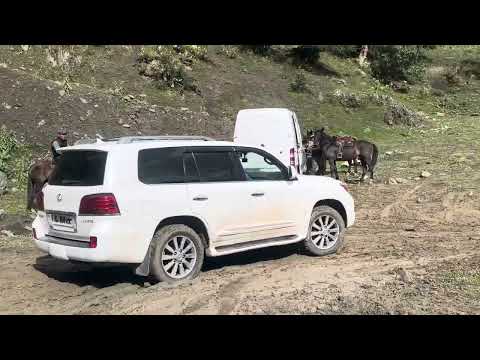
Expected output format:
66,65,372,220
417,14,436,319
51,128,68,164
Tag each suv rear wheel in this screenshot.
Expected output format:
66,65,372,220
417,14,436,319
150,225,205,283
304,206,345,256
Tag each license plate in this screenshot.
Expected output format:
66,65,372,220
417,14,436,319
47,212,77,233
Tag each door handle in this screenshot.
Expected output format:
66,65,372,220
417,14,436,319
251,192,265,197
193,196,208,201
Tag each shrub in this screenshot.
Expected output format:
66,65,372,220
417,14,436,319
0,127,16,174
384,102,424,127
368,45,429,84
445,66,462,86
289,72,309,92
239,45,272,56
289,45,322,65
330,89,364,108
322,45,362,58
216,45,239,59
0,127,30,188
137,45,206,91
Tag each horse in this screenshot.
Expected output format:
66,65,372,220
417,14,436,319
27,159,54,210
304,128,355,175
312,128,378,181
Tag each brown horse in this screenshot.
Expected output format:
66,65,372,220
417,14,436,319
305,128,359,175
312,128,378,181
27,159,54,210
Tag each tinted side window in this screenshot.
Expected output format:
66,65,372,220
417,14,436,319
49,151,107,186
193,152,240,182
138,148,185,184
183,152,199,183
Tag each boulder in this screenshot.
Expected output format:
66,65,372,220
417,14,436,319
1,230,14,237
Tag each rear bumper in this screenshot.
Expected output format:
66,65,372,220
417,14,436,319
31,212,146,264
34,237,107,262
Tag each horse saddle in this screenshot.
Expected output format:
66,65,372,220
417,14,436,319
335,136,356,159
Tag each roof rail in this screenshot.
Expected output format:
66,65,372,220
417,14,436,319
73,137,105,145
115,136,215,144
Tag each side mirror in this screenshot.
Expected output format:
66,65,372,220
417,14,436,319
288,165,298,181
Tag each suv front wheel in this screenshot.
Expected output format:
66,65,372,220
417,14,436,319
304,206,346,256
150,225,205,283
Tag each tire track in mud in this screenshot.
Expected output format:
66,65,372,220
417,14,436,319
380,184,424,219
216,276,252,315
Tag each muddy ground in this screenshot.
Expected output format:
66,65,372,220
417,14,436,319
1,114,480,315
1,167,479,314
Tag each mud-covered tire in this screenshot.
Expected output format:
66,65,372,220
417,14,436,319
304,206,346,256
150,224,205,284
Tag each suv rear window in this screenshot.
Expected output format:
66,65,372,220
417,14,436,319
49,151,107,186
138,148,185,184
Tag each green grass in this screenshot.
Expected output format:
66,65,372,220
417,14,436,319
440,269,480,298
0,45,479,197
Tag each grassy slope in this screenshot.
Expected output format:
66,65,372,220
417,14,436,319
1,45,479,215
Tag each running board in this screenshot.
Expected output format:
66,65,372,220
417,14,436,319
214,235,298,253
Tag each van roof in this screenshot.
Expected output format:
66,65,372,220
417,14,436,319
237,108,293,116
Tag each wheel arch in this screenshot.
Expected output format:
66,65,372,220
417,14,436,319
312,199,347,227
153,215,210,248
135,215,210,277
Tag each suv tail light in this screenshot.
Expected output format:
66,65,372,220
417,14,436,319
340,183,349,193
89,236,97,248
79,193,120,216
35,191,44,211
290,148,296,167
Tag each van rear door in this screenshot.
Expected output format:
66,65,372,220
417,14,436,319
291,112,306,174
234,109,295,167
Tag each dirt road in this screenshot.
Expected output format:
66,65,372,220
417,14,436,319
1,115,480,314
1,179,479,315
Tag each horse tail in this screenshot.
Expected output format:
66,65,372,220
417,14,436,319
370,143,379,171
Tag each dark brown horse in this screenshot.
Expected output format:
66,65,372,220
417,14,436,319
312,128,378,181
27,159,54,210
304,128,356,175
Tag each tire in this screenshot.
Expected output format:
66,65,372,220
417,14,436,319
304,206,346,256
150,224,205,284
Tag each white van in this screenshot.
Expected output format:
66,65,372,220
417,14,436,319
233,108,307,174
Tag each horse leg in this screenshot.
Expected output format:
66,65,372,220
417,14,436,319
368,160,374,179
347,160,352,174
316,155,325,175
329,158,338,179
360,159,367,182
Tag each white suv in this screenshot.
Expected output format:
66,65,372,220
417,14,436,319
32,136,355,283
